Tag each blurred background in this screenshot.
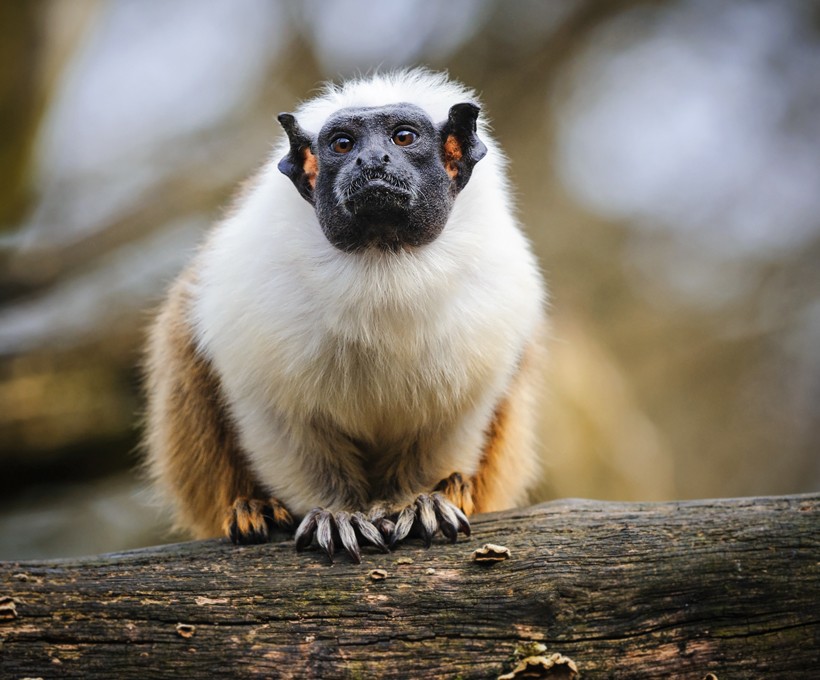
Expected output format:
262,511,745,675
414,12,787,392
1,0,818,560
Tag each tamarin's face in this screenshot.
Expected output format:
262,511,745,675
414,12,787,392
278,102,487,252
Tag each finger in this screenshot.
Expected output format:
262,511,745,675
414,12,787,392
415,495,437,548
294,508,321,551
335,511,361,564
247,499,270,543
367,505,396,540
316,511,335,563
228,498,268,545
352,512,389,553
367,505,387,523
232,499,253,544
391,506,416,548
432,493,459,543
227,509,240,545
264,498,294,531
375,516,396,540
451,504,471,537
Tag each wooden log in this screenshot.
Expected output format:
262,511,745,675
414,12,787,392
1,494,818,679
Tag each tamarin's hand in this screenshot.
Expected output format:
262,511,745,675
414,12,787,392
293,473,472,563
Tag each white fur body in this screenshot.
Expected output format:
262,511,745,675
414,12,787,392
185,71,546,516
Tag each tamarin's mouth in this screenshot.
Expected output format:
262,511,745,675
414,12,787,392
344,167,412,195
344,181,412,216
341,169,414,215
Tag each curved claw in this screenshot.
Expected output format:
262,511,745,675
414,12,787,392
316,511,335,563
415,495,437,548
294,508,391,563
391,506,417,548
294,508,322,551
388,492,472,548
335,511,360,564
431,492,459,543
367,506,396,540
434,494,471,537
352,512,389,553
451,504,471,537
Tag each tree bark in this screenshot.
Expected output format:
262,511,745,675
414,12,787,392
1,494,818,679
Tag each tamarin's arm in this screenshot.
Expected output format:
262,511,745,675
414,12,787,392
144,270,292,542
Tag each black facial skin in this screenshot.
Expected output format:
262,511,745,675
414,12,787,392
278,102,487,253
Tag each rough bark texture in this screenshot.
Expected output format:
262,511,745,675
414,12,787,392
1,495,818,679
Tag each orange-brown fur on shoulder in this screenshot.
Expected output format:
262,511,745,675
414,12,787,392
144,268,262,538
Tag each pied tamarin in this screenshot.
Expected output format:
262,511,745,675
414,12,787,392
144,69,547,562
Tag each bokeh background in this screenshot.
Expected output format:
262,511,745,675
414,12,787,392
2,0,818,559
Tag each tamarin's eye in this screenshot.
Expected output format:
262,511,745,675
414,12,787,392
392,129,418,146
331,136,354,154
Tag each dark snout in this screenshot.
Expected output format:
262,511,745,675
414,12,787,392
341,145,414,215
343,170,413,215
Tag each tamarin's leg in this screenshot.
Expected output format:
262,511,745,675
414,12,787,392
145,272,293,543
470,331,546,513
429,332,546,519
332,331,545,556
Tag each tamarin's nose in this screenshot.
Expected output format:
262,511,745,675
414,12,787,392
356,148,391,167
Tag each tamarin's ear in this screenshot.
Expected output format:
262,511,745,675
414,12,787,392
440,103,488,193
277,113,318,204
